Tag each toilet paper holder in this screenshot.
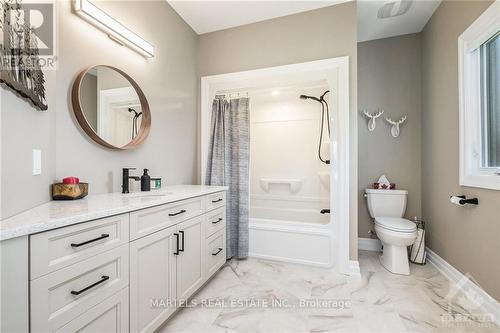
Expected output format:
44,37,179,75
450,195,479,206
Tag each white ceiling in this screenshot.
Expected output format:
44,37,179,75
167,1,348,35
167,0,441,41
357,0,441,42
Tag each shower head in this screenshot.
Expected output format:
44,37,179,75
299,94,321,102
299,90,330,103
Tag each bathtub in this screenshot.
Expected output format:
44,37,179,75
249,197,334,267
250,206,329,225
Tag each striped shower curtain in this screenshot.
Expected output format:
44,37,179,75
205,97,250,259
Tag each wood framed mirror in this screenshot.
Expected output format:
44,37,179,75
72,65,151,150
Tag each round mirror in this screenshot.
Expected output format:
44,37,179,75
72,65,151,149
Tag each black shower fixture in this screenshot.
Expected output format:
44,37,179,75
299,94,321,102
300,90,331,165
128,108,143,140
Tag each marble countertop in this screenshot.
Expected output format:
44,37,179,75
0,185,227,241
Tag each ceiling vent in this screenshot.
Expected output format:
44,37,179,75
377,0,413,19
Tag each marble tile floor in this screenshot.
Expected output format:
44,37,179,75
158,251,499,333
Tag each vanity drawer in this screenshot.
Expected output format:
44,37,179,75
55,288,129,333
130,197,205,240
206,230,226,278
30,214,129,279
205,207,226,238
205,192,226,212
30,244,129,332
54,288,129,333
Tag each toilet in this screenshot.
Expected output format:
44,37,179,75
365,189,417,275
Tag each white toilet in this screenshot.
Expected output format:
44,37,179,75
365,189,417,275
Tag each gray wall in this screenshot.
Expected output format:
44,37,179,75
197,2,359,259
56,0,198,195
358,34,422,237
1,71,57,219
1,0,198,218
421,0,499,301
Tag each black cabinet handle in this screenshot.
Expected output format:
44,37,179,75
71,234,109,248
212,248,223,256
179,231,185,252
212,218,223,224
169,210,186,217
173,233,180,255
211,198,223,203
71,276,109,295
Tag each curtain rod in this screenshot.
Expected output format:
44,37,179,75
215,81,329,98
214,92,249,99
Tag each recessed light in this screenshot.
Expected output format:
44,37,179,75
272,91,280,96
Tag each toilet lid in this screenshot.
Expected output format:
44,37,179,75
375,217,416,232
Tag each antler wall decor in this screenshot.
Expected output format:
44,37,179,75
362,109,384,131
385,116,407,138
0,0,48,111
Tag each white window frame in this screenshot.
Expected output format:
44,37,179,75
458,1,500,190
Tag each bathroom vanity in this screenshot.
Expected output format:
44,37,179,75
0,185,227,333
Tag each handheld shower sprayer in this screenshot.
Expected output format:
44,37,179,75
299,94,321,102
299,90,331,165
128,108,143,140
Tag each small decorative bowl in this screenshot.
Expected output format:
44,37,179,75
52,183,88,200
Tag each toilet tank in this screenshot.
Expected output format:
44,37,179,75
365,189,408,218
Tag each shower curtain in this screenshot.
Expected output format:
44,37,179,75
205,97,250,259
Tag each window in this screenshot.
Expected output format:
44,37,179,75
459,2,500,190
480,32,499,168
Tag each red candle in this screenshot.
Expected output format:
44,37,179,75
62,177,80,184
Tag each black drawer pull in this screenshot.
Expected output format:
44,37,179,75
179,230,185,252
169,209,186,217
173,233,180,255
71,276,109,295
211,198,223,203
71,234,109,248
212,218,223,224
212,248,223,256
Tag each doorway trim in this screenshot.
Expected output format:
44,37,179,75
200,57,353,275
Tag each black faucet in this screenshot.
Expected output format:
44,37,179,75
122,168,140,193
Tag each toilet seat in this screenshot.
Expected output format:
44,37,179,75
375,217,416,233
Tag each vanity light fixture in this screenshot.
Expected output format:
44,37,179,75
73,0,155,58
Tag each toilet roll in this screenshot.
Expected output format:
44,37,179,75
450,196,465,206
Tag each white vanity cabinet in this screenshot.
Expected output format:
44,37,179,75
129,225,177,333
20,189,227,333
176,216,205,301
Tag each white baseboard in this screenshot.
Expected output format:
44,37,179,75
358,237,382,252
426,247,500,327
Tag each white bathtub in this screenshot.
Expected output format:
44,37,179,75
250,206,329,225
249,198,334,267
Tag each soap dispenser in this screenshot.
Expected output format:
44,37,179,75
141,169,151,191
